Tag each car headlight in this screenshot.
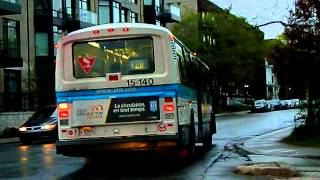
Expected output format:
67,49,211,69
41,124,57,130
19,127,27,132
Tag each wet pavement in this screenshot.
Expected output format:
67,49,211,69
1,109,319,179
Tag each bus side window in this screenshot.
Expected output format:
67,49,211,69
188,56,197,87
175,42,188,83
183,48,195,87
176,54,185,82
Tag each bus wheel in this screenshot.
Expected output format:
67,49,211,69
203,135,212,148
187,110,196,158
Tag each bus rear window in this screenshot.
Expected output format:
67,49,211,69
72,37,154,78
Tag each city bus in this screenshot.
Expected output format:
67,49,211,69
55,23,216,157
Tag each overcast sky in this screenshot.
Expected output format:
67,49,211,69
211,0,296,39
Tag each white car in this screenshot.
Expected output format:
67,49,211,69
290,99,300,108
252,100,269,112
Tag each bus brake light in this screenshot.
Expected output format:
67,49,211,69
109,74,119,81
164,105,174,112
165,97,173,103
59,110,69,118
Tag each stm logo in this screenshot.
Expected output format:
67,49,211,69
149,100,158,112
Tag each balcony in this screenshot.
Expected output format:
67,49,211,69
157,4,181,23
53,8,97,31
77,8,98,26
0,40,22,68
0,0,21,15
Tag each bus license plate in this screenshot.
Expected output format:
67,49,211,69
79,127,95,136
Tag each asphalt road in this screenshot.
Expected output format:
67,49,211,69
0,109,299,179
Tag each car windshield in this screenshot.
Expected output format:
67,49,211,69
255,101,264,105
26,106,56,125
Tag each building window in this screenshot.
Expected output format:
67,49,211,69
2,19,20,56
79,0,89,10
129,11,138,23
121,8,128,22
53,26,62,56
144,0,152,5
52,0,62,18
35,32,48,56
3,19,19,43
155,0,161,12
3,69,21,111
99,0,110,24
4,69,21,93
66,0,72,16
129,0,137,4
112,2,120,23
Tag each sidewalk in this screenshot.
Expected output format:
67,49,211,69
0,137,20,145
242,126,320,158
237,126,320,178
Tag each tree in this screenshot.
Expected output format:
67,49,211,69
284,0,320,126
171,11,269,102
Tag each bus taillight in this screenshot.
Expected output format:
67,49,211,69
58,103,70,110
164,97,173,103
58,103,71,119
108,74,119,81
59,111,69,118
164,104,174,112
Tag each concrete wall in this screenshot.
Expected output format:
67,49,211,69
0,111,34,133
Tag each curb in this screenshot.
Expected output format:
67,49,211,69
0,137,20,145
216,110,250,117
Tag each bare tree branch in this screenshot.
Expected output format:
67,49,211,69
255,21,289,28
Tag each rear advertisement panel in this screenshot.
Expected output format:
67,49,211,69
72,96,160,126
107,96,160,123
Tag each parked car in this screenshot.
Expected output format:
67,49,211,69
252,99,269,112
269,99,281,111
280,100,288,109
285,100,294,109
299,100,307,108
290,99,300,108
294,110,307,121
18,105,57,144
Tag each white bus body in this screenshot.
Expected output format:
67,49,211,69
55,23,215,157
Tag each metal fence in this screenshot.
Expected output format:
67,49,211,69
0,40,20,57
0,92,36,112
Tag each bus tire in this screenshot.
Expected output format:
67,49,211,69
187,110,196,158
203,134,212,148
20,137,32,145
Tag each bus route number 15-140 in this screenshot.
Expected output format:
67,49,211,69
126,78,154,87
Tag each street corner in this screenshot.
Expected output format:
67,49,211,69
234,162,297,178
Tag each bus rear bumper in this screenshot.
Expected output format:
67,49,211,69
56,135,180,156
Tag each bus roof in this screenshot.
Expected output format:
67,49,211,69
67,23,173,36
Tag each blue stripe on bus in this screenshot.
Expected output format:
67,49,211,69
56,84,197,102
